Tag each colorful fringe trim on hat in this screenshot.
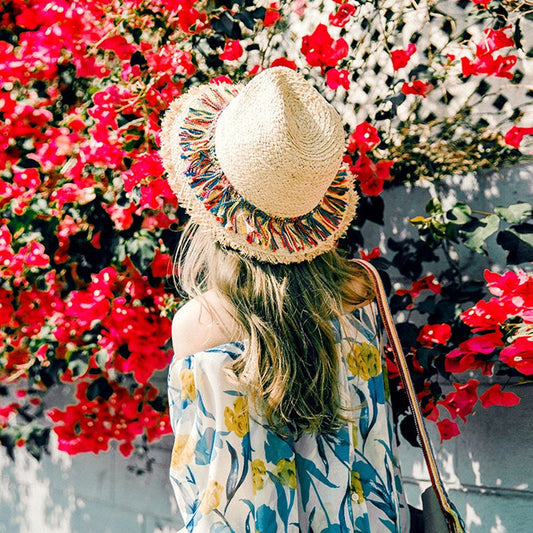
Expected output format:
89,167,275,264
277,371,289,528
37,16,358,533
160,82,358,263
173,85,356,258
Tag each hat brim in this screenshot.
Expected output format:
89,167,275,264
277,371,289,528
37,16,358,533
160,82,358,264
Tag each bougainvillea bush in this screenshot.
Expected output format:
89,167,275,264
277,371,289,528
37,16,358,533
1,0,532,461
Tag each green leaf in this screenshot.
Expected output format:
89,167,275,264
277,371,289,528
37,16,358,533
426,197,443,215
126,232,156,272
461,214,500,254
446,202,472,225
494,203,532,224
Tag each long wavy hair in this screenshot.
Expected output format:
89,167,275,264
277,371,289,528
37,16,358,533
176,223,375,438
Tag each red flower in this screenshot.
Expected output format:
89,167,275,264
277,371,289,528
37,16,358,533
99,35,137,61
417,323,452,347
461,297,516,333
437,418,460,442
479,384,520,408
396,274,442,301
150,248,172,278
484,269,521,297
472,0,490,7
219,40,243,61
0,288,15,327
459,332,504,354
177,5,207,34
301,24,348,70
210,75,233,85
351,154,393,196
360,247,381,260
19,241,50,269
271,57,297,70
122,152,164,192
263,2,280,26
326,68,350,90
104,201,137,231
401,80,433,97
504,126,533,148
478,27,514,56
329,3,356,27
439,379,479,422
445,332,503,375
461,54,517,79
499,337,533,375
390,43,416,70
347,122,380,153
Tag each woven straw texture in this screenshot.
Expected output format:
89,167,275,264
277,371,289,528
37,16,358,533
160,67,358,264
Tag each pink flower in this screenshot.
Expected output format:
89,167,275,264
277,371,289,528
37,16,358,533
219,40,243,61
329,3,356,28
461,54,517,80
390,43,416,70
104,202,137,231
499,337,533,375
480,384,520,408
122,152,164,192
484,269,521,296
18,241,50,269
326,68,350,90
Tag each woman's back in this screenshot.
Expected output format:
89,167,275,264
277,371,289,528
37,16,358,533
168,304,410,532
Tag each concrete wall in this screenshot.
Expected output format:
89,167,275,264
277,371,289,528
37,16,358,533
1,164,531,533
0,435,180,533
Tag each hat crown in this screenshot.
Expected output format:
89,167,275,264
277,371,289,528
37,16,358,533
214,67,345,218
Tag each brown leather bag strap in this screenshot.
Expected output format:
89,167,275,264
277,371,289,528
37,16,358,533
353,259,464,533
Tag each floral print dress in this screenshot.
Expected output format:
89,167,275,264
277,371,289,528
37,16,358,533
168,305,410,532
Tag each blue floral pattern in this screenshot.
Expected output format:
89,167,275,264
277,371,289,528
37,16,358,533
168,305,410,532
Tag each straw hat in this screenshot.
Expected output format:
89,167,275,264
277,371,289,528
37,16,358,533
160,66,358,264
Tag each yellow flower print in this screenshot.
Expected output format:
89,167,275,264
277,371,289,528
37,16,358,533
382,363,390,401
224,396,249,437
346,342,381,380
199,479,224,515
352,425,358,449
252,458,266,493
170,434,195,470
274,458,297,490
179,368,196,401
350,470,365,504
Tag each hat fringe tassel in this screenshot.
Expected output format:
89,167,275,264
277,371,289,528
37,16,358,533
167,84,357,262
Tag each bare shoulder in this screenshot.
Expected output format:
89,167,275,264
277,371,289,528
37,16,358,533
171,290,243,359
